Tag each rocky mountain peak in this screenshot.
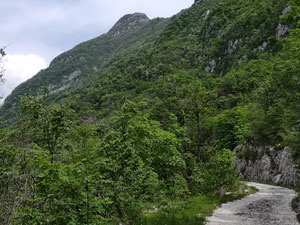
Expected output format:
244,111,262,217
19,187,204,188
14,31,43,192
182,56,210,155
194,0,207,4
108,13,150,38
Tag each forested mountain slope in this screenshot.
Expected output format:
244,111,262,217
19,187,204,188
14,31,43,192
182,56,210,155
0,13,169,123
1,0,300,224
0,0,289,121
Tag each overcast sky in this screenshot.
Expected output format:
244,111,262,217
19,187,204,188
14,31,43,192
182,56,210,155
0,0,194,100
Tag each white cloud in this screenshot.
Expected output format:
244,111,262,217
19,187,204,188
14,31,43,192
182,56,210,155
0,54,47,99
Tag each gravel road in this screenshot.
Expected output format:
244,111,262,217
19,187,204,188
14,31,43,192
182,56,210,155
206,182,299,225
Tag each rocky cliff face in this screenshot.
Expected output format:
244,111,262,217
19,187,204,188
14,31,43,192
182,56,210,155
108,13,150,38
236,145,300,186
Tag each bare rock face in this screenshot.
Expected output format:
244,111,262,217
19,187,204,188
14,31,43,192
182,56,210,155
205,59,217,73
282,5,292,16
227,39,240,55
276,6,292,37
108,13,150,38
276,24,291,37
236,145,300,186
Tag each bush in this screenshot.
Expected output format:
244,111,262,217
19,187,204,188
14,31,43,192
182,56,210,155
200,149,238,193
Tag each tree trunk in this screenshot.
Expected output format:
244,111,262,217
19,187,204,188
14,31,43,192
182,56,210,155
219,186,225,198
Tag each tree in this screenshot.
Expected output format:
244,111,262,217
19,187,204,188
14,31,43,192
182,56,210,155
20,96,75,163
0,61,33,224
183,79,217,161
200,149,237,194
14,97,109,225
97,100,186,223
0,125,26,225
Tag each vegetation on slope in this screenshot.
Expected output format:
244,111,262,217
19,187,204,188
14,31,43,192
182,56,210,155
1,0,300,224
0,14,169,124
140,184,257,225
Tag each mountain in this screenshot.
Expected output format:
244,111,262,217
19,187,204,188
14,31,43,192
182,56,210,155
1,0,300,224
1,0,289,122
0,12,169,123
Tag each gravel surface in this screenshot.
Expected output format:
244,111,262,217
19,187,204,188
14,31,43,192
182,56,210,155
206,182,299,225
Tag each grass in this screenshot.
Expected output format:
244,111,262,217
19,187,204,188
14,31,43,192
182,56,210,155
140,195,217,225
139,184,257,225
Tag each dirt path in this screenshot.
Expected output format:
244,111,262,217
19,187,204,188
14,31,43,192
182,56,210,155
206,182,299,225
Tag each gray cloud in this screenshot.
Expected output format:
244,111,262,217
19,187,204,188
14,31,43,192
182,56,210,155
0,0,194,99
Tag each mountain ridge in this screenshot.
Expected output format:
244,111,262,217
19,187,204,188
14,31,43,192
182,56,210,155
1,0,288,122
0,13,169,123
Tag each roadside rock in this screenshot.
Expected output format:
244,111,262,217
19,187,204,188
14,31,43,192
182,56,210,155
236,146,300,186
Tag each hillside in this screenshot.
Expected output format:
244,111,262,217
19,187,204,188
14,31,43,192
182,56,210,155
0,13,169,123
1,0,300,224
0,0,289,122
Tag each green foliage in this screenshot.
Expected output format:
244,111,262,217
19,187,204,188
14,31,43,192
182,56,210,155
0,0,289,122
200,150,237,192
0,125,22,225
20,96,75,163
139,195,218,225
100,101,187,203
210,107,249,150
139,184,256,225
280,0,300,28
12,99,107,224
0,17,169,122
2,0,300,224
